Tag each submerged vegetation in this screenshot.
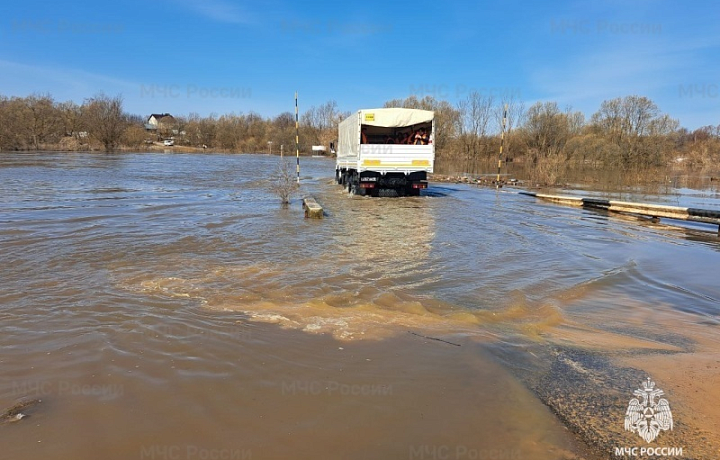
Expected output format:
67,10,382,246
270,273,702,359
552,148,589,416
269,158,299,204
1,92,718,185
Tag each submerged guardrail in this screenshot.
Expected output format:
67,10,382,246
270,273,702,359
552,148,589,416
302,197,323,219
520,191,720,234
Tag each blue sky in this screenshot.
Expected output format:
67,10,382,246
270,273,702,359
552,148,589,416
1,0,718,129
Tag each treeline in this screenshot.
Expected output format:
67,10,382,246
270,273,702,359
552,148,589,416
1,92,719,183
382,94,720,182
0,93,347,154
0,93,140,152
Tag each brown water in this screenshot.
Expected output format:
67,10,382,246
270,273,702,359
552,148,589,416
1,152,719,460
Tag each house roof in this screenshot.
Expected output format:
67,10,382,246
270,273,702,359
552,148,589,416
147,113,175,123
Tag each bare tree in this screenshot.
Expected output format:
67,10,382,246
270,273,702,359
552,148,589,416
269,159,299,204
431,99,459,153
215,113,243,150
523,101,575,158
269,112,298,154
0,96,28,150
591,96,678,168
58,101,84,137
301,100,342,149
494,95,525,162
82,93,128,152
25,94,62,149
456,92,495,173
197,114,218,148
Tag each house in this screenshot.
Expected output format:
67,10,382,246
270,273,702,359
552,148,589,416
145,113,176,131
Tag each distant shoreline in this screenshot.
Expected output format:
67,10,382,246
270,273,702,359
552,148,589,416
0,144,328,156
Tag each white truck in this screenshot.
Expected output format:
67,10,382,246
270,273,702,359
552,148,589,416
335,108,434,196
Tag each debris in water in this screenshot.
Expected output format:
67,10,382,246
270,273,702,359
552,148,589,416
408,331,461,347
1,399,41,425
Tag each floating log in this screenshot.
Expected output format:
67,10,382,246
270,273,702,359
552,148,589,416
302,197,323,219
520,191,720,234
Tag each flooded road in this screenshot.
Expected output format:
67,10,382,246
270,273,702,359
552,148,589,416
1,153,719,459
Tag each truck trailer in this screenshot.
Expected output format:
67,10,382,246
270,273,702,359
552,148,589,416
335,108,434,197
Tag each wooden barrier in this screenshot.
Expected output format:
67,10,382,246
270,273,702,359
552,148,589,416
302,197,323,219
520,191,720,234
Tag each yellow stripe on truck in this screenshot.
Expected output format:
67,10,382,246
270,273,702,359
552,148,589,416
361,160,432,167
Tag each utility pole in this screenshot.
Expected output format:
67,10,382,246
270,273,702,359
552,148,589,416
295,91,300,184
496,104,508,188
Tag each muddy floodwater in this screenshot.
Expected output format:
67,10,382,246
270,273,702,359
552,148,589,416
1,152,719,460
